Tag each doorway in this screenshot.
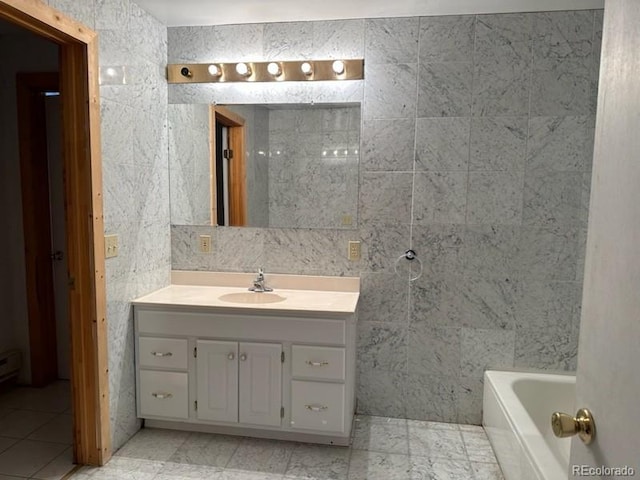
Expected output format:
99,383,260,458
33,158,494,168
211,105,247,226
15,72,69,387
0,0,110,466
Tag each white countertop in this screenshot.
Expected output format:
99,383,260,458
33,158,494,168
132,271,360,314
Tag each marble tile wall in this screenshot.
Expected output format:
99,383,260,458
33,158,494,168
268,106,360,229
45,0,171,449
168,104,211,225
169,10,602,424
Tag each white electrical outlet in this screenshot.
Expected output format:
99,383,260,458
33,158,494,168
199,235,212,253
105,234,119,258
348,241,361,261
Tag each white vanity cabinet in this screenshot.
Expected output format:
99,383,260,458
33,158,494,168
133,291,358,446
195,340,282,427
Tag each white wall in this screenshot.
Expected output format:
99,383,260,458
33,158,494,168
0,30,59,384
571,0,640,471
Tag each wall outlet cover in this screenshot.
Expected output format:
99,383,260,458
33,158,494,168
199,235,212,253
348,240,360,261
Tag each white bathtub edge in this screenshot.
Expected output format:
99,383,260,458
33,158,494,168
483,370,575,480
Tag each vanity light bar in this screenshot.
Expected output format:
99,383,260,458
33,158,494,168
167,59,364,84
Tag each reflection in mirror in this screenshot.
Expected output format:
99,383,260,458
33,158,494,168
168,103,361,229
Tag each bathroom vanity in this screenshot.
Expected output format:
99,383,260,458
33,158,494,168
132,271,359,445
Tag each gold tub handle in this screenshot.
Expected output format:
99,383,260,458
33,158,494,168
551,408,595,444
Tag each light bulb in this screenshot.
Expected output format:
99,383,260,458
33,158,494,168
267,62,281,76
207,64,221,76
235,62,251,76
300,62,313,75
332,60,345,74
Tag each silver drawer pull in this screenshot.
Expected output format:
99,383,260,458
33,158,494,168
151,351,173,357
305,404,328,412
240,353,247,361
306,361,329,367
228,353,235,360
152,392,173,399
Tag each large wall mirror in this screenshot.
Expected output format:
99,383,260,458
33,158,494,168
168,103,361,229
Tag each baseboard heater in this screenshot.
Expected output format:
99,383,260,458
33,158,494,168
0,350,21,383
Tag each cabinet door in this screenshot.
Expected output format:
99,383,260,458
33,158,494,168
238,342,282,426
196,340,238,423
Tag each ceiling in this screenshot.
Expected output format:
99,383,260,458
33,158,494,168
135,0,604,27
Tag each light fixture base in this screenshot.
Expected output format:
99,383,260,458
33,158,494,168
168,59,364,83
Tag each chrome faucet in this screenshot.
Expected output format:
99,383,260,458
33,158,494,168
249,268,273,292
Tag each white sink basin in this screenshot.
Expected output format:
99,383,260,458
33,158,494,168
218,292,286,304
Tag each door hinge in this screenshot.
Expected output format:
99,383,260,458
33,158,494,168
193,347,197,358
281,351,285,363
223,149,233,160
194,400,198,411
280,406,284,418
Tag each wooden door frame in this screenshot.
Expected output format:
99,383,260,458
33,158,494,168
210,105,247,226
16,72,60,388
0,0,110,466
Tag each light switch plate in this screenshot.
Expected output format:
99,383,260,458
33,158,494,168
348,241,360,261
199,235,212,253
105,234,119,258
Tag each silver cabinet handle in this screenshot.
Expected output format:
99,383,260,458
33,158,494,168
228,353,235,360
306,361,329,367
151,351,172,357
240,353,247,361
305,404,328,412
152,392,173,399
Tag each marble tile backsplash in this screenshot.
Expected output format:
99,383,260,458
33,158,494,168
46,0,170,449
169,10,601,425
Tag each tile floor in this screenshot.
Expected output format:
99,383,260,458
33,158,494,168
0,381,75,480
72,416,504,480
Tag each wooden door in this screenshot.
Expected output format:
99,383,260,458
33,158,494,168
196,340,238,423
16,72,59,387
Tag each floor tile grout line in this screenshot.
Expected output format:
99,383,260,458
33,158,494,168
221,435,243,469
19,437,73,447
30,444,75,480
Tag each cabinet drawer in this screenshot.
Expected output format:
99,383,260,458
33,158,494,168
139,370,188,419
290,380,345,433
291,346,345,381
136,309,346,345
139,337,188,369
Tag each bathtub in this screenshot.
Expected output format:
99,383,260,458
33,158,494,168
483,370,576,480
